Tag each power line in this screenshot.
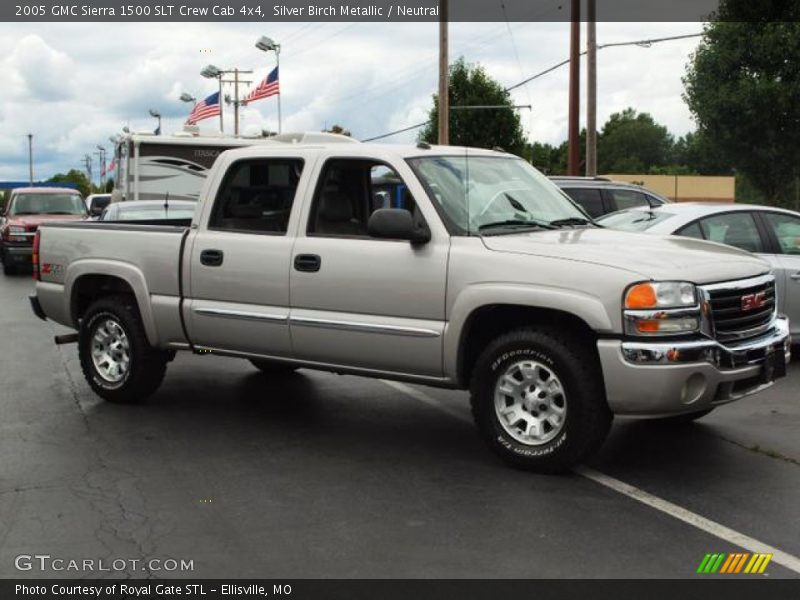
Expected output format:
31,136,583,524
361,31,704,142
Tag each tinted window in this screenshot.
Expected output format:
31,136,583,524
11,193,86,216
210,159,303,234
763,212,800,255
562,188,604,218
309,159,418,237
677,222,704,240
698,212,764,253
608,189,649,211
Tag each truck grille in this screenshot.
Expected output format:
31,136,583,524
705,276,776,343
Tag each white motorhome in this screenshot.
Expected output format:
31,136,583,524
111,131,355,203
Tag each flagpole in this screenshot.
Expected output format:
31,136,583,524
276,46,282,134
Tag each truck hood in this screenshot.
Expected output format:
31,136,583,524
480,227,770,284
8,214,86,228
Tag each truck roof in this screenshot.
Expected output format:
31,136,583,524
218,142,510,160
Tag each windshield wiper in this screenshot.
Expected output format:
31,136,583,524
44,211,78,215
548,217,595,228
477,219,556,234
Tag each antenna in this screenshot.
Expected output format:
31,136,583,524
164,191,170,213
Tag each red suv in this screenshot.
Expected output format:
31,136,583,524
1,187,87,275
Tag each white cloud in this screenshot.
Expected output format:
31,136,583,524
0,21,704,181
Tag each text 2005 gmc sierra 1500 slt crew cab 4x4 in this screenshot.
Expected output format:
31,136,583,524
29,139,792,472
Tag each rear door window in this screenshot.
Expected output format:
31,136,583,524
561,188,604,218
607,189,649,211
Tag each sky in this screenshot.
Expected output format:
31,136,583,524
0,19,705,183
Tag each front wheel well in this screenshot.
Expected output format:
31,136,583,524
457,305,599,387
71,274,138,326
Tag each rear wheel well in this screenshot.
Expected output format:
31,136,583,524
458,305,599,387
71,275,137,326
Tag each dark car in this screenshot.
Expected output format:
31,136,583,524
550,176,670,219
100,200,197,222
1,187,87,275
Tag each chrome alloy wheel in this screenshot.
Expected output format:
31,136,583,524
493,360,567,445
91,318,130,383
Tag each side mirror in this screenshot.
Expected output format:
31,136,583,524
368,208,430,244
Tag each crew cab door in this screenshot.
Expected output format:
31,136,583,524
289,155,448,378
184,153,312,356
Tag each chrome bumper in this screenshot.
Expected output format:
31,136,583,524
597,316,791,417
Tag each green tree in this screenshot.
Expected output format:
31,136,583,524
671,130,732,175
420,58,527,156
684,1,800,206
48,170,91,197
597,108,674,174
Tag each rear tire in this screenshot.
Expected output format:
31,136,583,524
249,359,298,375
470,327,612,473
79,295,168,404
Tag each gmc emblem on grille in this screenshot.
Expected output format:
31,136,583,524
741,291,768,312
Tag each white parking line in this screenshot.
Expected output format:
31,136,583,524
381,379,800,575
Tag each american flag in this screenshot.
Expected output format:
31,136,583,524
186,91,221,125
244,67,279,104
102,158,116,177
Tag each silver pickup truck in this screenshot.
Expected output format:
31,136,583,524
30,141,791,472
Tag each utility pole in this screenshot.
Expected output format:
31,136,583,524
586,0,597,177
222,69,253,137
567,0,581,176
438,0,449,145
27,134,34,185
82,154,93,186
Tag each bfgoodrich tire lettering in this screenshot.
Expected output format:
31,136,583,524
470,328,612,473
79,295,168,404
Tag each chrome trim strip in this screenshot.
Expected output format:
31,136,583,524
290,315,441,338
193,307,288,324
701,273,774,292
621,316,790,367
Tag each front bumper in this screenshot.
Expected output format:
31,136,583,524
1,243,32,264
597,316,791,416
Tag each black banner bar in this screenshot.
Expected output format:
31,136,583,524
5,0,796,23
3,579,800,600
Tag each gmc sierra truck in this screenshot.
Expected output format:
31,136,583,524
29,141,792,472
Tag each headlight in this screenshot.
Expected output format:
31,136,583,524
625,281,697,309
7,225,27,242
624,281,700,336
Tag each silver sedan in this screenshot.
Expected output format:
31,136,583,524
599,202,800,338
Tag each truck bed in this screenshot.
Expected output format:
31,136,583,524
35,220,191,346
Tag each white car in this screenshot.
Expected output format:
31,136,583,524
599,202,800,338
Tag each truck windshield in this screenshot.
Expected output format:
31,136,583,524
11,193,86,216
408,155,590,235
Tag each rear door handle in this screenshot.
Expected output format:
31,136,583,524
294,254,321,273
791,272,800,281
200,249,224,267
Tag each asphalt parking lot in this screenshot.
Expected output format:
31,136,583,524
1,271,798,579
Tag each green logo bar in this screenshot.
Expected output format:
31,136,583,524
697,553,713,573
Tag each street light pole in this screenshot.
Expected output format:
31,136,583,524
586,0,598,177
567,0,581,176
254,36,282,134
27,134,34,185
438,0,449,145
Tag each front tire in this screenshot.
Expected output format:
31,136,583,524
79,295,168,404
470,328,612,473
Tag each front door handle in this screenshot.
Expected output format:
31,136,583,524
790,272,800,281
200,249,224,267
294,254,321,273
